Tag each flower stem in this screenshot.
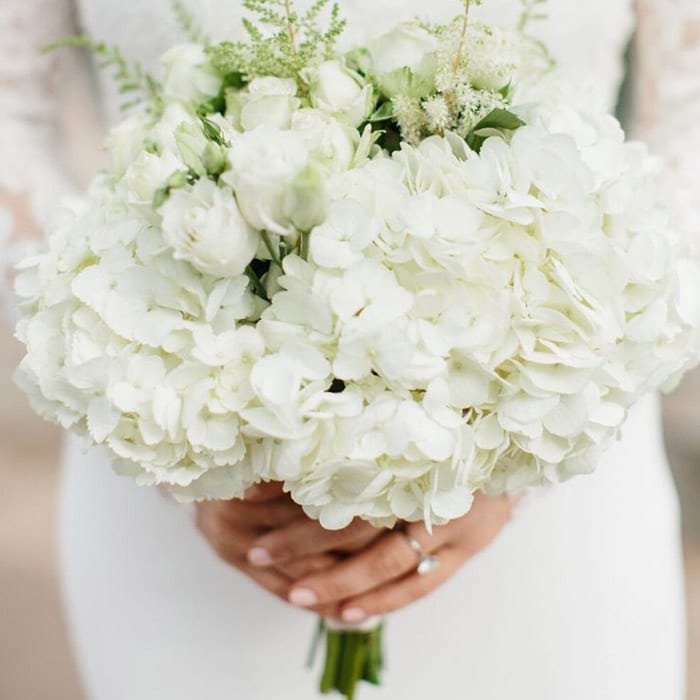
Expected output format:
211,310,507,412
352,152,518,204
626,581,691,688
284,0,297,54
245,265,268,301
314,620,385,698
300,231,310,262
452,0,472,78
260,230,282,267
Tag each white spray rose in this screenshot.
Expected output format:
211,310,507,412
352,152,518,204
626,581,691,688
160,178,258,277
224,125,327,235
366,23,438,97
149,103,202,156
106,112,155,177
117,150,186,208
465,26,520,92
304,60,374,127
283,165,328,233
161,44,221,103
291,109,358,173
174,121,227,177
240,77,301,131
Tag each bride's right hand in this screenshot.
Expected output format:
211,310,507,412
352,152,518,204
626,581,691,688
195,483,380,615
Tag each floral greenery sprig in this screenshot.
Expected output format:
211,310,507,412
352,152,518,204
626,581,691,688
206,0,345,88
518,0,549,31
170,0,208,43
450,0,480,79
43,36,162,113
354,0,530,150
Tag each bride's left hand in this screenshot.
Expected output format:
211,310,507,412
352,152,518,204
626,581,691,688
251,492,515,623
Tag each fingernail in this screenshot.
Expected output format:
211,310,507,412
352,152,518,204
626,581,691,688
248,547,273,567
289,588,319,607
342,608,367,623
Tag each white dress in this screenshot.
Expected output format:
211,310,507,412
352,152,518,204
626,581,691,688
1,1,699,698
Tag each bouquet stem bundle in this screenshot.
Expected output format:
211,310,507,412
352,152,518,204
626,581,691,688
313,619,385,699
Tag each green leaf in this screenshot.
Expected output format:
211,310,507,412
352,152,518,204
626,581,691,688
465,108,526,153
167,170,190,189
498,81,512,99
377,66,435,100
152,187,170,209
200,118,228,146
472,108,525,132
223,71,248,89
368,100,394,123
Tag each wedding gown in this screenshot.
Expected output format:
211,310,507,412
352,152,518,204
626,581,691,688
1,1,699,698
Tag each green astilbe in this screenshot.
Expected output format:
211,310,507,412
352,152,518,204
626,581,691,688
43,36,162,112
518,0,549,31
206,0,345,86
170,0,209,43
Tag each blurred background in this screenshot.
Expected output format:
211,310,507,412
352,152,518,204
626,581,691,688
2,322,700,698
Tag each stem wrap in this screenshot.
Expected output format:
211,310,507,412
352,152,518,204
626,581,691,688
311,617,385,699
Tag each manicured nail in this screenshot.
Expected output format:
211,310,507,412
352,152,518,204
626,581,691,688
289,588,319,607
248,547,273,567
342,608,367,623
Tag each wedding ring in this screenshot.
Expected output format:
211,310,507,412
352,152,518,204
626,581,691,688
401,532,440,576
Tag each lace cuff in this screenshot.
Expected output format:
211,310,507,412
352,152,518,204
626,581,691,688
0,0,81,324
635,1,700,247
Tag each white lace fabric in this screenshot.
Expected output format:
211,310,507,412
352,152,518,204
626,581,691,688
636,0,700,244
0,1,80,210
0,0,80,318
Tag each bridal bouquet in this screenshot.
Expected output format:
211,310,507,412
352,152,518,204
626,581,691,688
14,0,700,696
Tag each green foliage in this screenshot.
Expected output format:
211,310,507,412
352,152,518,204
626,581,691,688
471,108,525,131
196,71,248,117
44,36,162,112
152,170,195,209
518,0,549,31
465,107,525,152
170,0,208,43
206,0,345,85
368,101,395,123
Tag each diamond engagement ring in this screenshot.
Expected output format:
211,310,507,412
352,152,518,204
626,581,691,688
402,532,440,576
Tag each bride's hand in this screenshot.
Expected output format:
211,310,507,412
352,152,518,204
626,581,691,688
195,483,382,613
265,492,514,622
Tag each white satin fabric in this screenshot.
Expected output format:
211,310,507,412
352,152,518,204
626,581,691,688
1,0,696,697
59,393,685,699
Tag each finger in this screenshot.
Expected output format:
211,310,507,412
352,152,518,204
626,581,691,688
243,482,287,503
338,546,464,622
286,529,438,608
236,561,294,603
197,504,258,560
215,498,303,530
333,529,387,554
228,556,339,618
278,553,340,580
248,517,381,567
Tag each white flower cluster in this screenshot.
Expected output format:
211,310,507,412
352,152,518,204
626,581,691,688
14,26,700,530
360,20,549,144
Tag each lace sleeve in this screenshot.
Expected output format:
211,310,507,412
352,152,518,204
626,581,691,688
0,0,81,318
635,0,700,244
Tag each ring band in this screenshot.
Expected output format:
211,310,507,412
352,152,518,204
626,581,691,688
401,531,440,576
